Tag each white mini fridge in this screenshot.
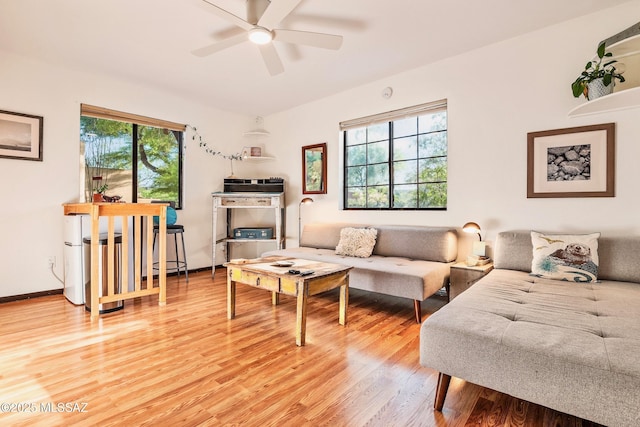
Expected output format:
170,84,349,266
63,215,86,305
63,214,136,306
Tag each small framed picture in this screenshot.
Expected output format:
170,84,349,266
527,123,614,198
0,109,44,161
302,143,327,194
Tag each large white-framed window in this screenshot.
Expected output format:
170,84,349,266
341,100,448,210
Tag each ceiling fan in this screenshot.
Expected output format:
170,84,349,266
192,0,343,76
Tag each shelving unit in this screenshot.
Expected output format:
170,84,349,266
211,192,285,276
569,29,640,117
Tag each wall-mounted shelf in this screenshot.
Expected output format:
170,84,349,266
608,34,640,59
243,130,270,137
569,26,640,117
242,155,275,161
243,116,270,137
568,86,640,117
241,145,273,160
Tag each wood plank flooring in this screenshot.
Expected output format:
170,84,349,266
0,269,603,426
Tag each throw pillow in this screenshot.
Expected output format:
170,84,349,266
335,227,378,258
153,206,177,226
530,231,600,282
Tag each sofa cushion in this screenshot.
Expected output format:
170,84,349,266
335,227,378,258
598,236,640,283
494,230,640,283
261,247,451,301
530,231,600,282
374,225,458,263
493,230,534,272
300,223,458,263
420,269,640,427
300,222,360,249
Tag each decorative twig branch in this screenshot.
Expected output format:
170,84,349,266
187,124,243,161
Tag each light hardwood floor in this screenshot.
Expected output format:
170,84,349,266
0,269,602,427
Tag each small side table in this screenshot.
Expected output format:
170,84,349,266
449,262,494,301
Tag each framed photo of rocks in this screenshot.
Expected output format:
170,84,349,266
527,123,615,198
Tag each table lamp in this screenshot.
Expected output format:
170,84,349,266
463,221,487,263
462,221,482,241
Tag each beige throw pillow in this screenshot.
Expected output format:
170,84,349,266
335,227,378,258
530,231,600,282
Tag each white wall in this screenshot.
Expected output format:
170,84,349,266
1,1,638,297
0,50,250,297
256,2,640,254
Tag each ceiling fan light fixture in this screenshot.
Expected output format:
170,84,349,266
248,27,272,45
194,0,343,75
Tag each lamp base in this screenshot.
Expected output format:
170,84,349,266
472,241,487,257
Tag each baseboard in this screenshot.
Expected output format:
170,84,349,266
0,289,64,304
144,266,214,279
188,266,215,274
0,267,217,304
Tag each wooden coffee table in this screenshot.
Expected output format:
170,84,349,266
225,257,352,346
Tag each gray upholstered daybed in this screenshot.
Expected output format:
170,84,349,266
263,222,458,322
420,230,640,427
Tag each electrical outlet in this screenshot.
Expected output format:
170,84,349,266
47,256,56,268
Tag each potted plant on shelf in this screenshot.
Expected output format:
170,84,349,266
571,41,625,100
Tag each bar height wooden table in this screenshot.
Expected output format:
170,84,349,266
62,202,168,318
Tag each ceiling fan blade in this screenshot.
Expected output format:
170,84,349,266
258,0,302,29
200,0,253,31
273,29,343,50
257,43,284,76
191,33,247,57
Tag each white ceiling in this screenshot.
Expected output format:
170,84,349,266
0,0,631,116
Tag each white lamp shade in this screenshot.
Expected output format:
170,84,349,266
462,221,481,233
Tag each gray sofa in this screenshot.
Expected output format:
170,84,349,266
420,230,640,427
263,222,458,322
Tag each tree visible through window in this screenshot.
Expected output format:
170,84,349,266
81,116,183,207
343,105,447,210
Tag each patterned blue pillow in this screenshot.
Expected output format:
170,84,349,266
530,231,600,282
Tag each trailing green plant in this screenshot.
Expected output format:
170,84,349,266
186,124,243,161
571,41,625,98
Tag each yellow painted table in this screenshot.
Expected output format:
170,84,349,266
225,257,351,346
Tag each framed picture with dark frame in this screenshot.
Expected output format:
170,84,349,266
0,109,44,161
527,123,615,198
302,142,327,194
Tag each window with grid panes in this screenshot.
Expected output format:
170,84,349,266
342,101,447,210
